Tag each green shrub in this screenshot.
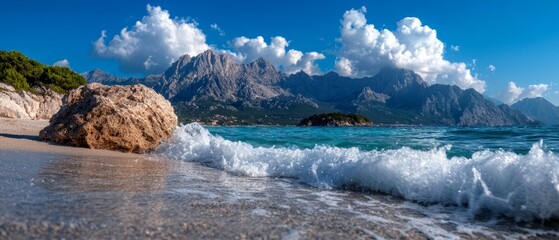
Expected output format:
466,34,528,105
298,112,373,126
0,50,86,93
0,68,30,90
40,66,87,93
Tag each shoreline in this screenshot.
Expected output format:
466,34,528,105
1,117,558,239
0,117,145,159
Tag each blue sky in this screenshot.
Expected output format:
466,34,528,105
1,0,558,104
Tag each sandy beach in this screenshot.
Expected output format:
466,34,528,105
0,118,146,159
1,118,558,239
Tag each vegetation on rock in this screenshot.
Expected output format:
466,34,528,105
0,50,86,93
298,112,373,126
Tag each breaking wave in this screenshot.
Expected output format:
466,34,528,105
158,123,559,221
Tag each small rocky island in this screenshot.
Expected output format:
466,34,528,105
298,112,373,127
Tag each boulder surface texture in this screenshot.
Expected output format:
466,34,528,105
40,83,177,153
0,82,62,119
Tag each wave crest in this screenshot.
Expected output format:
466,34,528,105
158,123,559,221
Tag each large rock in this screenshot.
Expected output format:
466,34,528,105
0,82,62,119
40,83,177,153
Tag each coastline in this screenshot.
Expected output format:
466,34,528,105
1,118,558,239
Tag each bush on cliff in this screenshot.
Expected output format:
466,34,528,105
0,50,86,93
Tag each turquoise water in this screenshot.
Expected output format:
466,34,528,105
207,126,559,157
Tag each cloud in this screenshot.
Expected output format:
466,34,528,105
488,64,496,72
451,45,460,51
335,58,353,76
94,4,210,74
498,81,548,104
210,23,225,36
335,7,486,93
224,36,325,75
93,5,323,75
53,59,70,68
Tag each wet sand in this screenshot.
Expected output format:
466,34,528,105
0,118,558,239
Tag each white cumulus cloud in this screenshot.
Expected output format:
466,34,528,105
210,23,225,36
451,45,460,51
93,5,323,76
225,36,325,75
488,64,496,72
498,81,548,105
335,58,353,76
52,59,70,68
94,4,210,74
335,7,486,93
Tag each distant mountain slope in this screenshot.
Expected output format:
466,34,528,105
84,50,535,126
407,85,531,126
282,67,531,126
511,97,559,125
82,69,160,88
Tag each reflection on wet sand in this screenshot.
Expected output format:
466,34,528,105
39,156,168,192
1,151,558,239
34,155,172,237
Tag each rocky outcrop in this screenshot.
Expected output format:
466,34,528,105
39,83,177,153
298,113,373,127
0,82,62,119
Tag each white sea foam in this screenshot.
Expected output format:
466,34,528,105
158,123,559,221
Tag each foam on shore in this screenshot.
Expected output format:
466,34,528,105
159,123,559,221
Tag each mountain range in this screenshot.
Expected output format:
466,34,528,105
511,97,559,125
83,50,541,126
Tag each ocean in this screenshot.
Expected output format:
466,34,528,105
159,123,559,224
3,123,559,238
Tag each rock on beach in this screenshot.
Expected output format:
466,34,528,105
40,83,177,153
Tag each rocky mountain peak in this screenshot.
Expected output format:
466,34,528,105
246,57,279,75
512,97,559,125
371,67,428,96
250,57,275,70
86,68,108,78
83,68,123,84
164,54,192,77
324,71,340,78
193,50,238,74
90,68,105,75
175,54,193,68
154,50,285,102
291,70,310,78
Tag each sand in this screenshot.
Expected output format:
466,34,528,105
0,118,558,239
0,118,144,159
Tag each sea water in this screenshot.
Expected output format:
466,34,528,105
158,123,559,222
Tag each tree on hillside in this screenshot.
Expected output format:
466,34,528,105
0,50,86,93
